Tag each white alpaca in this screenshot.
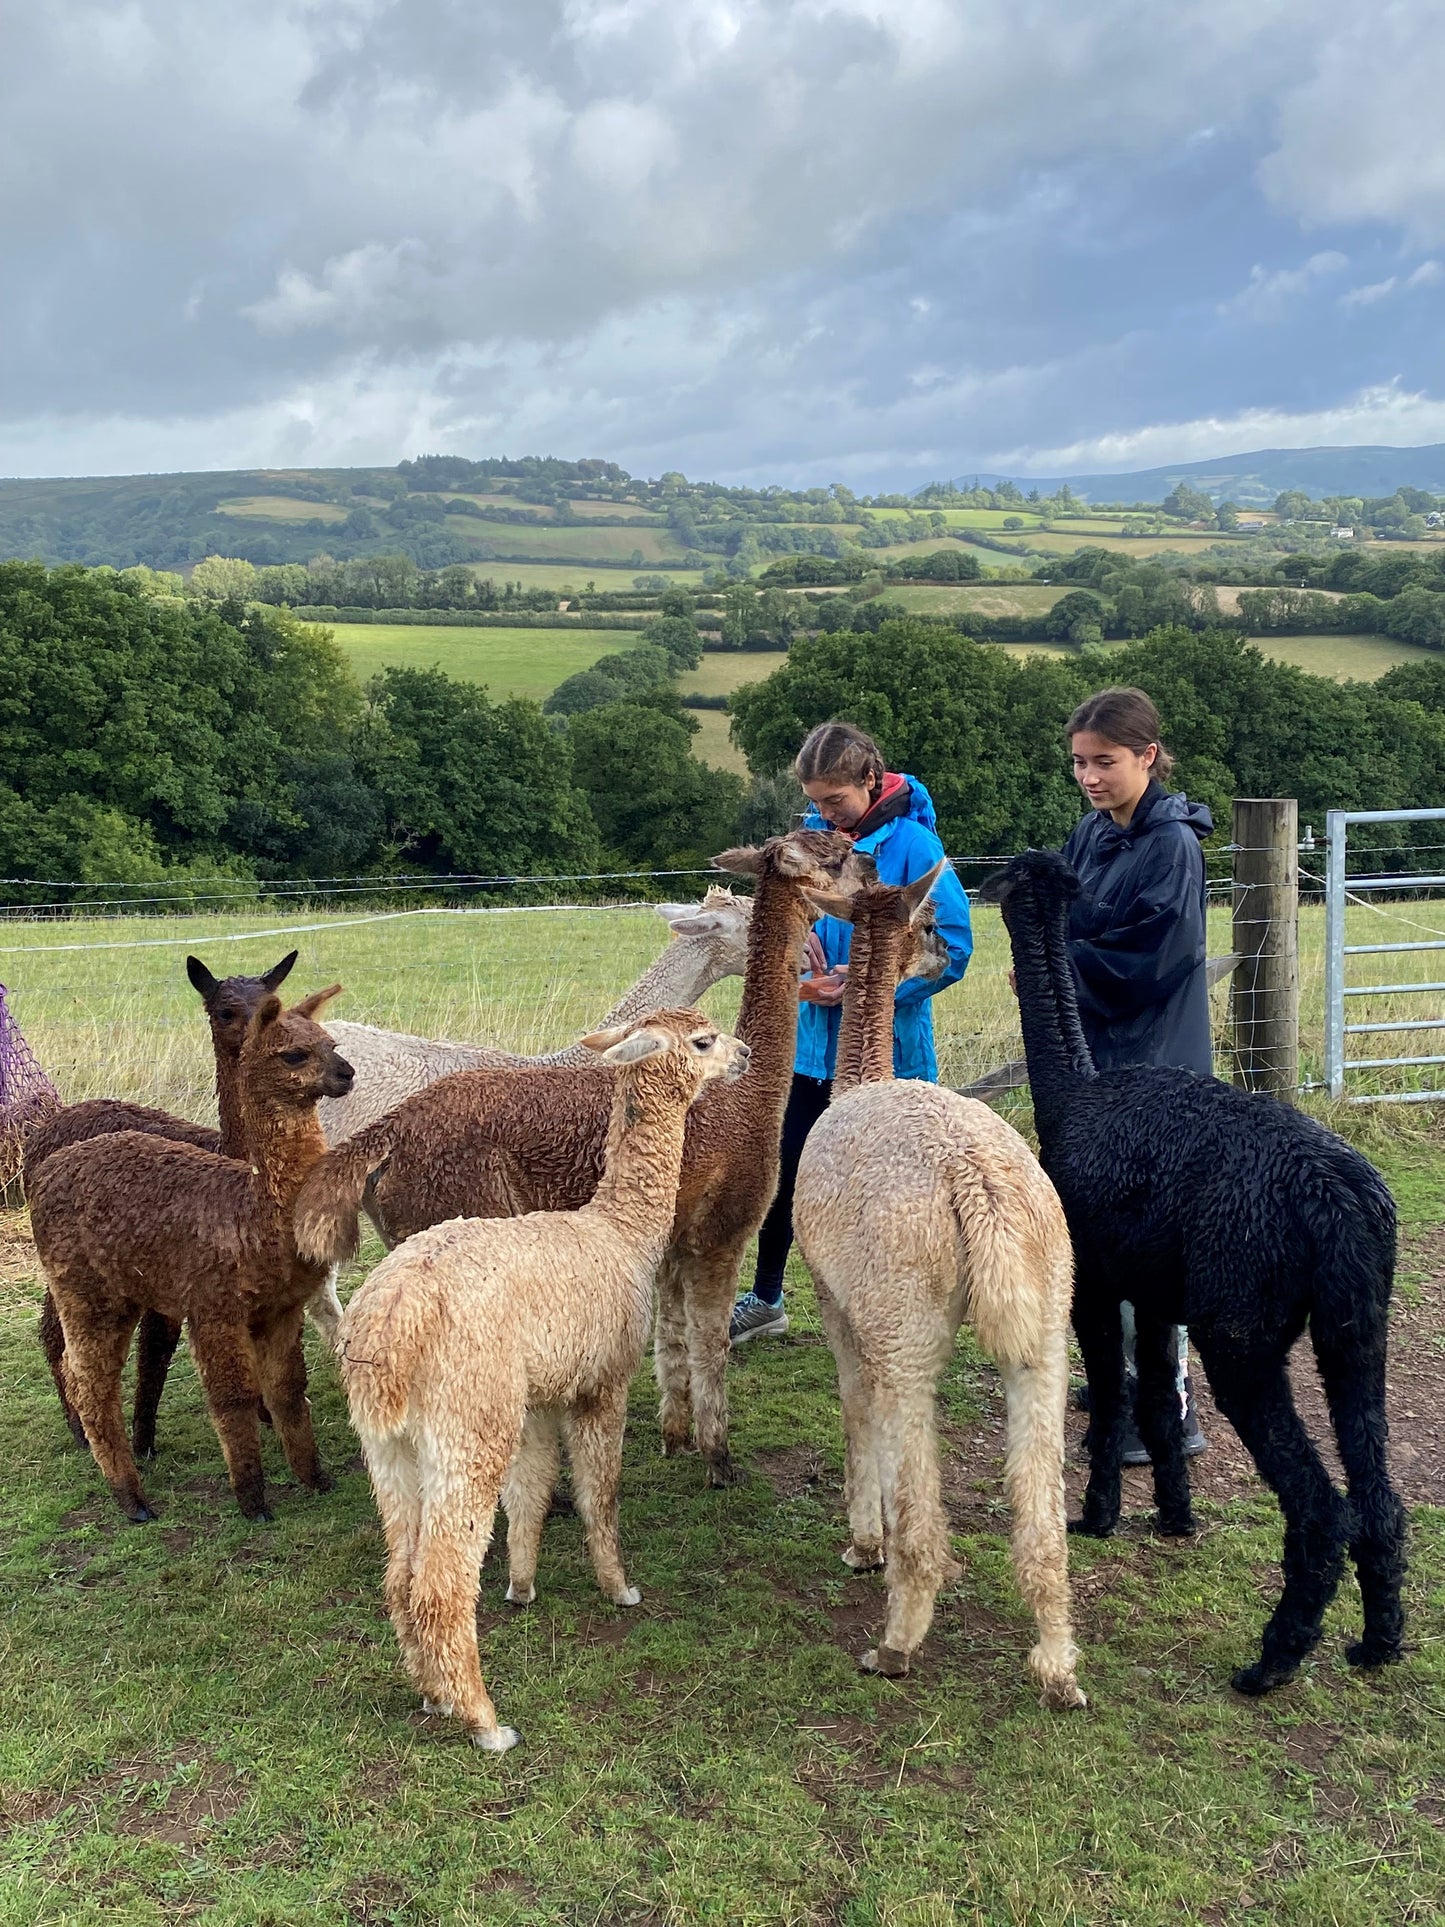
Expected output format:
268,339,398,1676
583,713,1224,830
336,1008,750,1753
318,890,751,1144
792,867,1086,1709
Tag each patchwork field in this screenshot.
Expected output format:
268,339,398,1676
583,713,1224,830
678,652,789,699
443,520,688,563
314,623,625,702
213,495,349,524
1250,633,1438,681
472,563,711,592
0,901,1443,1921
885,584,1066,618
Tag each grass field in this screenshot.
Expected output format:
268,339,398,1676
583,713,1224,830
684,708,748,773
213,496,349,524
311,624,625,702
445,522,687,564
885,585,1065,619
470,564,712,592
1,902,1444,1921
1250,633,1437,681
678,653,789,699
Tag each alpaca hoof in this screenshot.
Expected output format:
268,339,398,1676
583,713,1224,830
125,1502,158,1525
614,1585,642,1608
1346,1636,1403,1670
1156,1511,1197,1538
310,1468,335,1495
1231,1657,1297,1697
1039,1678,1089,1712
841,1541,885,1572
505,1581,536,1608
860,1644,910,1678
242,1504,275,1524
1068,1516,1116,1539
470,1724,521,1754
706,1451,743,1488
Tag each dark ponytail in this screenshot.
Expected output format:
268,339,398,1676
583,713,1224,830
1066,686,1175,783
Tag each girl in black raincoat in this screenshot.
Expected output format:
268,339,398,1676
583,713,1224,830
1063,686,1212,1460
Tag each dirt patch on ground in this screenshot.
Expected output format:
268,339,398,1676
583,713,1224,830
1,1752,248,1850
754,1444,827,1501
935,1228,1445,1518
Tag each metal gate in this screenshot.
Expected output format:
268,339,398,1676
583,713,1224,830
1324,806,1445,1103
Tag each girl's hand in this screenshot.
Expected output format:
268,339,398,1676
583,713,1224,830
1008,967,1017,995
801,965,848,1007
804,931,830,978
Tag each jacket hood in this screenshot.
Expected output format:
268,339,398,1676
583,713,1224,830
803,772,939,838
1141,785,1213,841
1087,780,1212,852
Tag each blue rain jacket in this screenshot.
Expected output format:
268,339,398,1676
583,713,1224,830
1062,780,1214,1075
796,775,973,1081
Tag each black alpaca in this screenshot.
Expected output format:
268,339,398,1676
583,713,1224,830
986,849,1405,1694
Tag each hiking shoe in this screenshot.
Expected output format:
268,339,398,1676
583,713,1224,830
1121,1375,1208,1465
729,1292,789,1346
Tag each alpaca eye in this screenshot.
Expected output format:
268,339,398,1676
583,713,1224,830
217,1009,237,1023
691,1037,709,1050
280,1049,308,1066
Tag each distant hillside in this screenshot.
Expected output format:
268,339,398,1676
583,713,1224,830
956,444,1445,507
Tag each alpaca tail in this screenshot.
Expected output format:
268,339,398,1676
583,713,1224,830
293,1121,393,1269
949,1158,1060,1370
338,1245,442,1441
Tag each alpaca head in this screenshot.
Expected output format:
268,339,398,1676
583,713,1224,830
978,849,1083,938
709,828,865,898
581,1007,751,1102
802,860,951,985
653,886,753,971
240,986,354,1112
186,950,299,1058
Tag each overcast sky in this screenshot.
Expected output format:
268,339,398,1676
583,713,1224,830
3,0,1444,488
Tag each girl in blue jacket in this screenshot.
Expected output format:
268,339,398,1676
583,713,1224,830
730,721,973,1344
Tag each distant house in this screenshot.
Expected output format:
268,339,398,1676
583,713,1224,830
1427,511,1445,528
1329,526,1355,539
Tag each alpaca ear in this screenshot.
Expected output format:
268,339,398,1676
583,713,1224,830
263,949,298,990
902,859,947,920
599,1027,670,1065
802,887,855,923
579,1022,631,1053
294,984,343,1020
711,846,762,876
186,956,219,999
250,994,284,1034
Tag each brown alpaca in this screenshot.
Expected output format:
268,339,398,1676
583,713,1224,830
340,1009,750,1752
792,869,1085,1709
29,988,353,1523
29,950,302,1454
297,829,864,1486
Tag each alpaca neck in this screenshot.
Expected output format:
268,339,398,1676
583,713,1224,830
831,917,904,1095
732,871,809,1108
215,1050,245,1158
589,1057,698,1252
1006,887,1097,1132
593,931,731,1031
239,1093,329,1225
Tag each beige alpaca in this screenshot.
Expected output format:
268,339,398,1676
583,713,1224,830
318,890,751,1143
338,1009,749,1752
792,869,1085,1710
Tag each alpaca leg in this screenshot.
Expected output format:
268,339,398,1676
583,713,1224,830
865,1383,958,1678
1193,1332,1349,1695
502,1408,562,1607
1000,1336,1087,1710
653,1248,692,1458
410,1432,518,1750
252,1310,330,1493
38,1288,87,1448
187,1318,269,1520
685,1240,749,1487
305,1268,345,1349
56,1299,152,1521
815,1286,883,1570
1132,1309,1195,1536
1312,1319,1407,1669
1073,1290,1127,1537
132,1312,182,1460
365,1431,433,1695
565,1385,640,1607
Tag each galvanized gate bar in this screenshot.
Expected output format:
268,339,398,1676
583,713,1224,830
1323,806,1445,1105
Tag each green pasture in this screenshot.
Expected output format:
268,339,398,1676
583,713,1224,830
1250,633,1439,681
685,708,748,773
212,496,349,524
886,585,1065,619
308,624,625,703
444,521,687,564
1,901,1444,1921
471,563,711,592
678,653,788,699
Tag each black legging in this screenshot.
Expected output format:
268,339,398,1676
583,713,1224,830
752,1073,833,1304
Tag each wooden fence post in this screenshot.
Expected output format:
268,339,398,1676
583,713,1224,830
1231,798,1299,1096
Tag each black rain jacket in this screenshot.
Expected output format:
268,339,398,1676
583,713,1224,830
1062,781,1215,1076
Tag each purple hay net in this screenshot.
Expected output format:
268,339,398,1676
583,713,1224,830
0,984,59,1187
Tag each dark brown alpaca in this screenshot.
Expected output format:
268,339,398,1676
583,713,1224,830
30,987,352,1523
29,950,298,1456
296,830,863,1486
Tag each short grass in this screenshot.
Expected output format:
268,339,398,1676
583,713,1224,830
212,496,349,524
310,624,626,702
470,564,711,592
679,653,789,699
684,708,749,774
444,522,687,564
1,905,1443,1923
1249,634,1436,681
885,585,1065,619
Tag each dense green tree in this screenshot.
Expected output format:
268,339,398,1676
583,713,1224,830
1044,589,1108,645
1274,490,1315,520
190,554,258,599
544,644,676,716
640,615,703,670
567,703,744,871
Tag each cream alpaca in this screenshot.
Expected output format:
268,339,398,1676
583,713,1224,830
338,1007,750,1754
792,869,1085,1709
318,890,751,1143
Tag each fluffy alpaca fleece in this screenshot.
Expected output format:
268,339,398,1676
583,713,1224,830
28,950,309,1455
339,1008,750,1752
297,830,865,1487
29,989,354,1523
317,889,752,1143
988,849,1405,1694
792,868,1085,1709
